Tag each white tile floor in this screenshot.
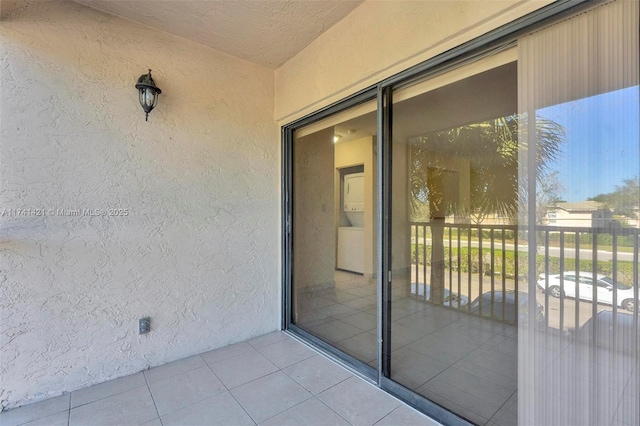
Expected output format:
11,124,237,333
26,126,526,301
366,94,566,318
0,331,440,426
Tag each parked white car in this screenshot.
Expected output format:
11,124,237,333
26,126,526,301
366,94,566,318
537,271,638,312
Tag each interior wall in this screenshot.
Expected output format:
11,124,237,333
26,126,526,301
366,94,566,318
274,0,552,124
292,128,335,293
0,0,278,410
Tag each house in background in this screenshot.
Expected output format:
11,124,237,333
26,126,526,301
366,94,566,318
1,0,638,425
544,201,614,228
632,206,640,228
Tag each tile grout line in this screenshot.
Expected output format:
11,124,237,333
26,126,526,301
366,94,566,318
224,389,259,425
223,353,305,426
143,365,165,425
372,405,400,426
279,357,353,397
314,375,406,425
153,355,234,421
416,380,492,424
67,391,71,426
211,342,326,421
252,391,315,425
485,389,517,425
4,394,72,426
284,330,379,387
203,348,283,392
248,335,369,424
313,395,356,426
66,382,150,411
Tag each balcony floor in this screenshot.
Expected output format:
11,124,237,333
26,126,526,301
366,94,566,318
0,331,439,426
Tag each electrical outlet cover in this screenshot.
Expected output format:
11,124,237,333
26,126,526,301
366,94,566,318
139,317,151,334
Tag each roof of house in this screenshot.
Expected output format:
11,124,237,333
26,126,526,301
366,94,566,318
552,201,605,212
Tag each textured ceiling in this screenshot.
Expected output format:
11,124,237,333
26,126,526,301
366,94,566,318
72,0,363,68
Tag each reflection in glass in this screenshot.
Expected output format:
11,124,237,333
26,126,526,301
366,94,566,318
291,101,378,367
389,60,525,424
521,85,640,426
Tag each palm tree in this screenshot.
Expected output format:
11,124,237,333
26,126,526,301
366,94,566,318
409,113,565,304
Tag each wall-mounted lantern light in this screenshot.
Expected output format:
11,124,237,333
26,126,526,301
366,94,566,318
135,69,162,121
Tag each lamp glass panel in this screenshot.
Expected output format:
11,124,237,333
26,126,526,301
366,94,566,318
143,89,155,107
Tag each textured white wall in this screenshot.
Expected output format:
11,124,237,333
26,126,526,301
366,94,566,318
0,0,278,410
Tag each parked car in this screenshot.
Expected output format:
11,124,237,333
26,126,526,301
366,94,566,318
468,291,545,325
537,271,638,312
410,283,468,308
577,311,639,354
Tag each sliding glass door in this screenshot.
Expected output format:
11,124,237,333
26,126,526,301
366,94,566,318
283,1,638,424
387,54,520,425
289,99,379,372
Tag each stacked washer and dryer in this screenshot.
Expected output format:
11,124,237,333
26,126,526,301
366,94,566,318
337,172,365,274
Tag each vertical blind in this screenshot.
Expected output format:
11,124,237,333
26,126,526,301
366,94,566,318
518,1,639,425
519,0,638,111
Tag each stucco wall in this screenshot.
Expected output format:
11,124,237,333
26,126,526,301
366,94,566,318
0,0,278,409
274,0,552,124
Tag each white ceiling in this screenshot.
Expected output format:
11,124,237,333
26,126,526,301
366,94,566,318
73,0,363,69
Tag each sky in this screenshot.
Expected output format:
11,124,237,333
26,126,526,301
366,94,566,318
538,86,640,202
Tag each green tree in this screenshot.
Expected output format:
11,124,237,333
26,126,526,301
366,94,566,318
589,177,639,217
536,170,564,225
410,113,565,304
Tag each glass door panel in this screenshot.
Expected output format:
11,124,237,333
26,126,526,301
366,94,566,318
291,100,378,367
388,59,520,425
